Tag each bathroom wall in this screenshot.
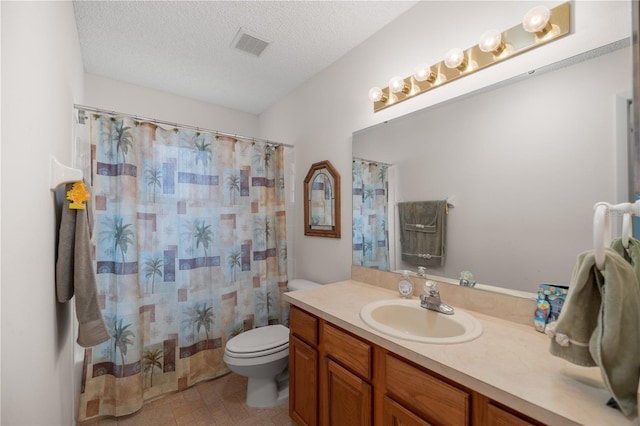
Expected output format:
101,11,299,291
84,74,260,137
1,2,84,424
258,0,632,285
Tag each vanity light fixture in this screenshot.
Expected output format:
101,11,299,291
368,86,387,103
413,64,436,83
522,5,552,35
478,29,505,55
444,48,468,71
368,2,570,113
389,76,410,94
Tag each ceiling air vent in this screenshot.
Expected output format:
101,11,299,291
231,28,270,57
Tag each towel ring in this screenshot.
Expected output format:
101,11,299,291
593,203,610,270
622,212,632,249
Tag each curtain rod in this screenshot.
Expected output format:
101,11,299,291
352,156,392,166
74,104,294,148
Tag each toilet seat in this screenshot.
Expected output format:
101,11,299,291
225,324,289,359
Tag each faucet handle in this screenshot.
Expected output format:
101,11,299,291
424,280,439,295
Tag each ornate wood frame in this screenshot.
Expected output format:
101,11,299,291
304,160,341,238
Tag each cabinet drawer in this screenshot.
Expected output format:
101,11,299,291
385,354,469,426
383,396,431,426
322,322,372,380
487,403,538,426
290,306,318,346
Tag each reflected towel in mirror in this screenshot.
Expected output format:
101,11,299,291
398,200,446,268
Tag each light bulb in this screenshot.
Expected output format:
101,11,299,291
389,76,408,94
479,29,504,54
413,64,436,83
444,48,467,70
368,86,386,103
522,6,551,34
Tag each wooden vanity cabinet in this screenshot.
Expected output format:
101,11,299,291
289,306,542,426
289,306,319,426
321,322,373,425
382,396,431,426
485,402,541,426
325,359,372,425
383,353,469,425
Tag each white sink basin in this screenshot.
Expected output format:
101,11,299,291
360,299,482,344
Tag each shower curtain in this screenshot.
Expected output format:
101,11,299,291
77,115,289,420
352,160,389,270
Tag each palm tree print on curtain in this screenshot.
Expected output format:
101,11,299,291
78,115,289,420
352,160,389,270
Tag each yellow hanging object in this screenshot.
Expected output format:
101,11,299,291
66,181,90,210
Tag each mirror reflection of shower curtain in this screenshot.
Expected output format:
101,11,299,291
74,112,289,421
352,160,390,271
633,2,640,239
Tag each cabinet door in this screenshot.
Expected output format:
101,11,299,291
324,359,372,426
382,396,432,426
290,335,318,426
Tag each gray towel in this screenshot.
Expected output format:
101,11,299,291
548,248,640,417
398,201,446,268
56,184,110,348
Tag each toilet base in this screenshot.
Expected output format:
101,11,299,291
246,369,289,408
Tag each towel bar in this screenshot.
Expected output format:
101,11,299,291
593,200,640,270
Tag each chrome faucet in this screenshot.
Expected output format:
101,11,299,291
420,280,454,315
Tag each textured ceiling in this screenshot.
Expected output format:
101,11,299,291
73,1,418,115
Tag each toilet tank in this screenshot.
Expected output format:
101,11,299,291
288,279,321,291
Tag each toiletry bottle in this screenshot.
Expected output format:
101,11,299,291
398,270,413,298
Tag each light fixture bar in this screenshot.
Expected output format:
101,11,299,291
371,2,571,113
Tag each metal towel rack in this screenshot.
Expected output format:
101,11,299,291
593,201,640,270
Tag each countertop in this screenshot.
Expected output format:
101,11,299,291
284,280,636,426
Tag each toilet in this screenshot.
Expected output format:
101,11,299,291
223,278,320,407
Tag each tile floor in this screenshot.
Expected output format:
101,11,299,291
78,373,293,426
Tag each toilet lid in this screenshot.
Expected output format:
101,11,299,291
226,324,289,355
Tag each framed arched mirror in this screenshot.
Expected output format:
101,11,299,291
304,160,340,238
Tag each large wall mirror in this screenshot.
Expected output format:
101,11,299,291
305,160,341,238
352,41,632,293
